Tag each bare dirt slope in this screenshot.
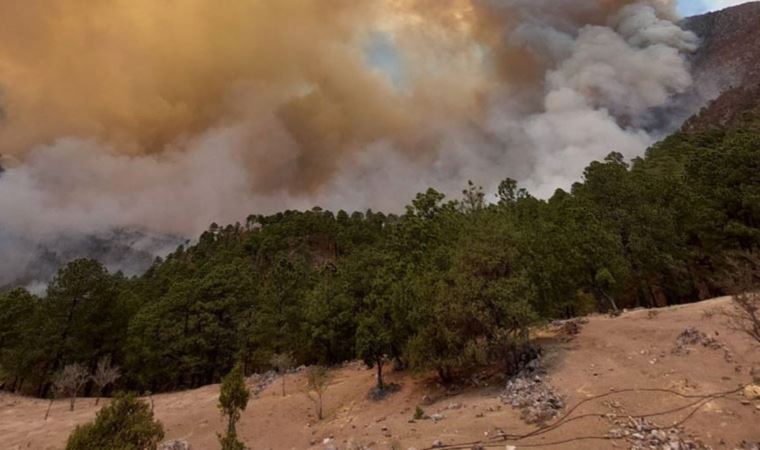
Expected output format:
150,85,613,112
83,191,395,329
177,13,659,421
1,296,759,450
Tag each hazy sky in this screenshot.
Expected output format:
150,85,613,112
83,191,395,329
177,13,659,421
679,0,751,15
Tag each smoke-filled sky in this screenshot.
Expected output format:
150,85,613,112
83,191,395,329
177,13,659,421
0,0,721,285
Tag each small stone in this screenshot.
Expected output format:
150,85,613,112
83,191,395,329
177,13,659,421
744,384,760,400
432,440,444,448
158,441,191,450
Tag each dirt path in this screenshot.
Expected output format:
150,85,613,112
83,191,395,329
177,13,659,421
1,297,759,450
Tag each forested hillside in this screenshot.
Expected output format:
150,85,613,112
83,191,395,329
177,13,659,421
1,116,758,397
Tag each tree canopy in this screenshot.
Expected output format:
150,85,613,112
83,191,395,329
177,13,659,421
1,118,759,394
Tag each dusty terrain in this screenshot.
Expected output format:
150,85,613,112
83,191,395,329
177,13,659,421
1,296,759,450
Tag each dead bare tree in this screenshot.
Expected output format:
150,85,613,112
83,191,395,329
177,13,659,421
92,356,121,405
727,290,760,343
723,252,760,344
54,363,89,412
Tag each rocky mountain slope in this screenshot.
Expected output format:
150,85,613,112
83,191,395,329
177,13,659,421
681,2,760,133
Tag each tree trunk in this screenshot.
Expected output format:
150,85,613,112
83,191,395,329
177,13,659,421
598,287,619,313
69,396,76,411
281,374,286,396
227,414,236,437
44,399,54,420
375,358,384,390
436,366,453,384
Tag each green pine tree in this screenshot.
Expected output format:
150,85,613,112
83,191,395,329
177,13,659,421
218,363,250,450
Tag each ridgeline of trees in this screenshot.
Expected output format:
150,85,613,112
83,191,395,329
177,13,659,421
1,122,758,397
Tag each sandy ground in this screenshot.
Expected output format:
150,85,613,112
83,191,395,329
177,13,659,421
1,296,759,450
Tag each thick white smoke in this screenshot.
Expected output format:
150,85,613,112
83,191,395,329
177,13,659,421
0,0,701,287
325,3,698,199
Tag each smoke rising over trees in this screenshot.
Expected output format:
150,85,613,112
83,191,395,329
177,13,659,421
0,0,707,288
0,110,758,395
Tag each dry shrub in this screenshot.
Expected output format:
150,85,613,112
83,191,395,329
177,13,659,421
723,252,760,344
305,366,330,420
726,291,760,343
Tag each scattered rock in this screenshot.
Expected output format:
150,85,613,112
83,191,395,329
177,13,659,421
158,440,191,450
248,370,278,396
430,413,445,423
672,328,724,356
606,416,708,450
500,357,563,424
342,361,367,370
553,318,586,340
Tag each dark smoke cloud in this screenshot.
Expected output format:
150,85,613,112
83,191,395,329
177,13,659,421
0,0,699,287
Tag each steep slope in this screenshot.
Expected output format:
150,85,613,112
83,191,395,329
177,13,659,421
2,297,758,450
681,2,760,133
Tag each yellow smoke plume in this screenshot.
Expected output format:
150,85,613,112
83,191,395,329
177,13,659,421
0,0,668,193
